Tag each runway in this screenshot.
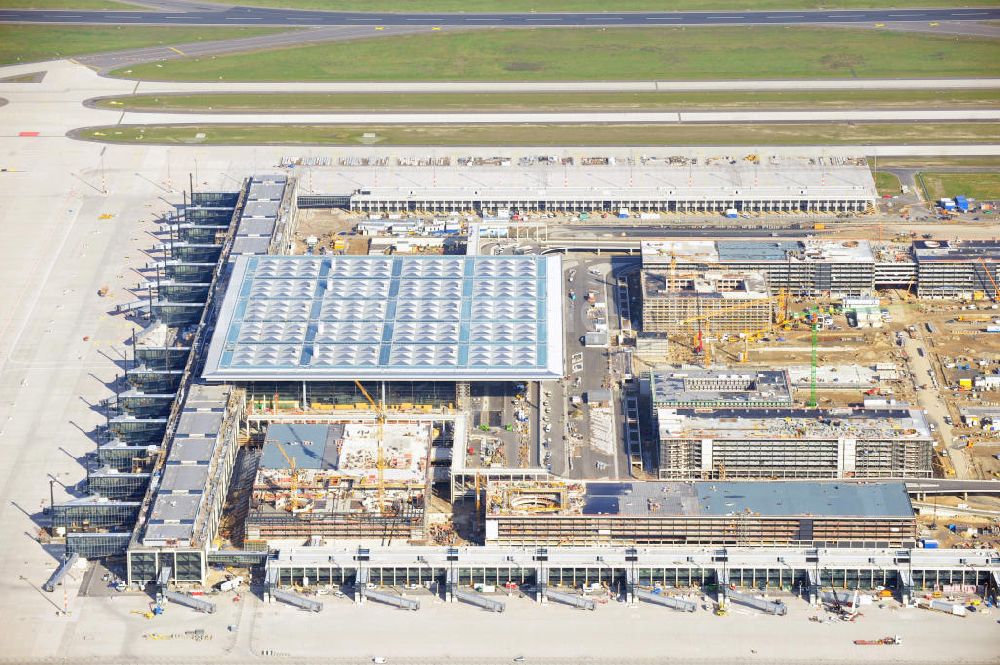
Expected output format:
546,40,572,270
2,7,998,27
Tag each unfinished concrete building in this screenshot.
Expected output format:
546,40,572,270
484,480,916,548
912,239,1000,299
245,422,432,542
641,269,774,334
656,407,933,480
648,367,793,409
642,240,876,297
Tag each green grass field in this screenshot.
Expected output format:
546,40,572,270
0,0,138,7
920,172,1000,200
873,157,1000,168
0,25,285,66
112,27,1000,82
91,89,1000,113
75,122,1000,146
231,0,1000,11
873,171,902,197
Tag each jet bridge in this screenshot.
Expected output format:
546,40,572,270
636,589,697,612
43,553,79,592
158,566,216,613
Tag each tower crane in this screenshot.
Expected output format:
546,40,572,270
274,443,303,512
354,380,386,516
808,324,819,408
676,292,784,367
978,258,999,302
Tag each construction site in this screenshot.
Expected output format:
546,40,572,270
483,480,918,548
245,421,432,543
34,167,1000,637
655,406,934,480
641,269,776,335
649,367,794,408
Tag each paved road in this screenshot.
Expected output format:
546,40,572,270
2,7,999,27
78,25,435,71
98,78,1000,94
899,332,974,479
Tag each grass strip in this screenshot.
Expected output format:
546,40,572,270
0,25,286,66
75,122,1000,146
231,0,1000,11
918,172,1000,200
92,89,1000,113
111,27,1000,82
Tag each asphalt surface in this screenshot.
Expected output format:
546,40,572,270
107,78,1000,93
77,25,434,71
2,6,998,27
110,109,1000,123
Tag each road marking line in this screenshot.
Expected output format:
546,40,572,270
707,15,745,19
168,47,185,55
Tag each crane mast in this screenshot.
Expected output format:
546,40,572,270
354,380,386,516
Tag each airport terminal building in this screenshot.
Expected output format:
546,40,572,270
484,480,917,548
302,162,878,215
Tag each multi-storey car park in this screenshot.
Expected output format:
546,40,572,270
656,407,934,480
44,172,1000,610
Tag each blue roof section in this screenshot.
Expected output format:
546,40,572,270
694,481,913,518
717,240,801,262
581,481,913,518
260,424,339,470
203,254,564,381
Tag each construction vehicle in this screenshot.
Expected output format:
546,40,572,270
854,636,901,646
